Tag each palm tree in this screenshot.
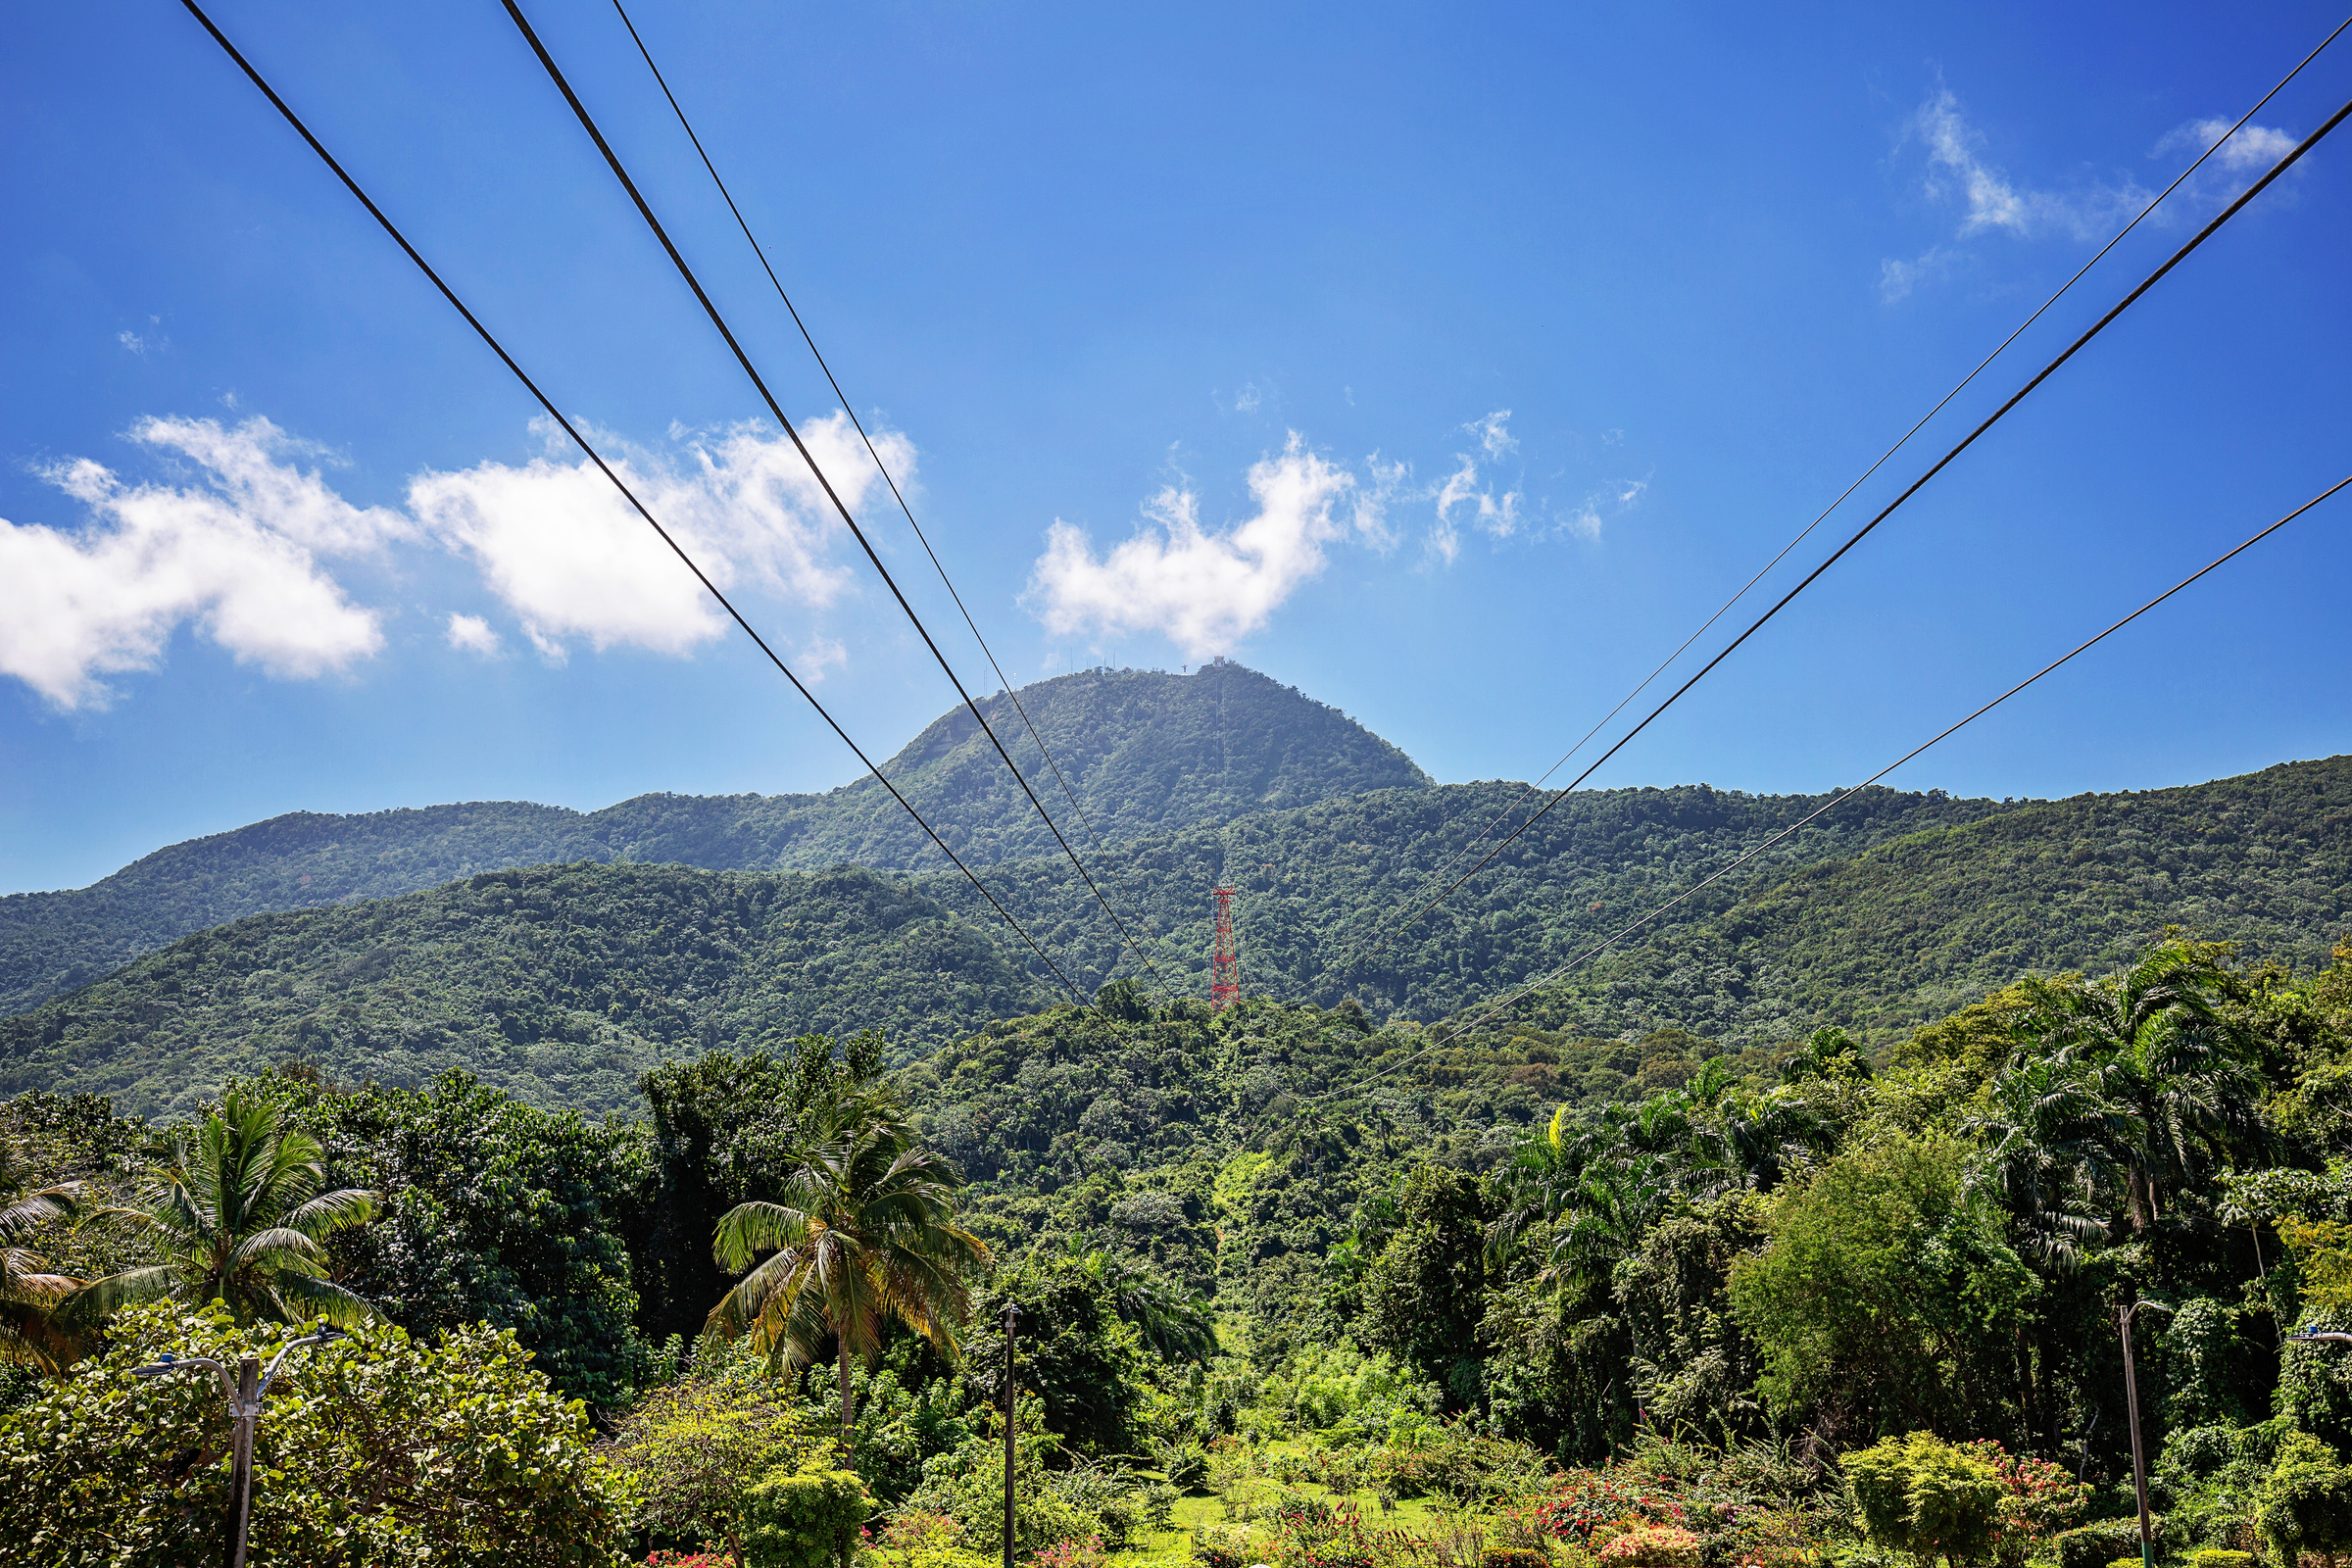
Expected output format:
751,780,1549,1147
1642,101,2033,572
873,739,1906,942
2018,941,2267,1230
1964,1054,2135,1266
0,1136,81,1371
61,1089,380,1330
709,1106,990,1436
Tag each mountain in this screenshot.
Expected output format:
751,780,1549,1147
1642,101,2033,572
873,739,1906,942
0,662,1424,1017
12,754,2348,1119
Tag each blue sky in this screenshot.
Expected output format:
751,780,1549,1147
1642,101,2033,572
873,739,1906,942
3,1,2348,895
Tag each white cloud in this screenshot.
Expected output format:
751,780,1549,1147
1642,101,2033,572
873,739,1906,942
1428,420,1524,563
410,414,891,660
1355,454,1410,553
1025,433,1359,659
0,416,404,710
2157,117,2298,173
1467,409,1518,458
1884,88,2148,298
445,612,501,656
1233,382,1264,414
800,635,848,682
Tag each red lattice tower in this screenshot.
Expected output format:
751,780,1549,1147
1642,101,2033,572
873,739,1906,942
1208,884,1241,1011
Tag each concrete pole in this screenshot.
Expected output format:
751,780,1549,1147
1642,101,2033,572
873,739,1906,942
228,1354,260,1568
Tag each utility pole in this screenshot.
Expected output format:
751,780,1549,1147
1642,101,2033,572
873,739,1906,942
1002,1302,1019,1568
2117,1298,2173,1568
132,1323,344,1568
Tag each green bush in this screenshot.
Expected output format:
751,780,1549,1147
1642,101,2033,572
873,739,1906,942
2188,1551,2253,1568
2255,1432,2352,1568
1487,1550,1552,1568
744,1460,873,1568
0,1301,624,1566
2055,1519,2163,1568
1845,1432,2004,1566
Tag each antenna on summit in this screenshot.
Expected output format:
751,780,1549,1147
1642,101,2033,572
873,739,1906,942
1209,885,1241,1010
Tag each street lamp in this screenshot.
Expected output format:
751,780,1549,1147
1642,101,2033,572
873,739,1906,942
1002,1302,1019,1568
2118,1298,2174,1568
131,1322,345,1568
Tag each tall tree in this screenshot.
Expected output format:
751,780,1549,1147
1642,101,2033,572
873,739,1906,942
708,1104,988,1436
61,1088,380,1329
2021,941,2267,1230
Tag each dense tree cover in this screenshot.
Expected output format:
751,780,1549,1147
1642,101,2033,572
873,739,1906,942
0,863,1043,1118
11,929,2352,1563
21,753,2347,1127
0,663,1421,1016
0,1302,626,1566
1523,758,2352,1046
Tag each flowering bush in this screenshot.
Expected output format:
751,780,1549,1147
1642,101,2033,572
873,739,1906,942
1511,1471,1689,1544
647,1553,733,1568
1959,1440,2090,1563
1595,1525,1702,1568
1036,1535,1107,1568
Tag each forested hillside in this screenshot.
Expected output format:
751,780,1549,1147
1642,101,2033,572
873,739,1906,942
8,756,2349,1120
0,662,1421,1016
1521,754,2352,1046
0,862,1046,1119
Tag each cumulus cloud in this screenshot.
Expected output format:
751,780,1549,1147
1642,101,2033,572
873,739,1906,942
410,414,894,661
1025,434,1359,659
0,410,908,708
0,416,407,710
1882,88,2148,299
445,612,501,656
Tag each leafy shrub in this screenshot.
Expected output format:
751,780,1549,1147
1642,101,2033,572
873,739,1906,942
2054,1521,2163,1568
1035,1537,1107,1568
1158,1439,1211,1491
1844,1432,2003,1567
743,1460,873,1568
2255,1432,2352,1568
1956,1440,2088,1563
2189,1551,2253,1568
1596,1525,1702,1568
1484,1550,1552,1568
1198,1521,1270,1568
0,1301,625,1566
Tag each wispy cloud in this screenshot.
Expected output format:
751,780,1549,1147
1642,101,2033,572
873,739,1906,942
1025,433,1361,659
1427,410,1525,562
1882,87,2149,300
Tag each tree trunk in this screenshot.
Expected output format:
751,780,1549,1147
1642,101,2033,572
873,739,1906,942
839,1338,855,1439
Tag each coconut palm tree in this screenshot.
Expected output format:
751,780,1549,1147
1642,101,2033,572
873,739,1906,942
708,1106,989,1436
61,1089,380,1330
0,1136,81,1371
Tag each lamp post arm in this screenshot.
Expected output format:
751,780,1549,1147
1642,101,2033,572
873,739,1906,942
256,1329,340,1401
